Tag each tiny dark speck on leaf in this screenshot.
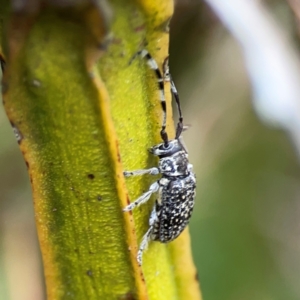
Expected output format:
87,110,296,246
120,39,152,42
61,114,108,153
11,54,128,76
119,291,136,300
97,195,102,201
115,140,121,162
87,174,95,180
86,270,93,277
134,24,145,32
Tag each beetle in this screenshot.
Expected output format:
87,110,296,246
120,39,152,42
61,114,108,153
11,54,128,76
123,50,196,265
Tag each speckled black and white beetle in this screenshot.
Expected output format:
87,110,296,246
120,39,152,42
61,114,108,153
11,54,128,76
123,50,196,265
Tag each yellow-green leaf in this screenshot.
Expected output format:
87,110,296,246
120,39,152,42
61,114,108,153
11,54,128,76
1,1,202,299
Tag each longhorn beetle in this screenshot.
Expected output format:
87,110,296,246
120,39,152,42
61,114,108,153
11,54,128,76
123,50,196,266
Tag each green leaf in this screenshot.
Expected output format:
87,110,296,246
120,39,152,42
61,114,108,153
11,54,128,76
1,1,201,299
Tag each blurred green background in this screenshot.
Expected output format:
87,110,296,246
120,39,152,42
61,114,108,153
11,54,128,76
2,0,300,299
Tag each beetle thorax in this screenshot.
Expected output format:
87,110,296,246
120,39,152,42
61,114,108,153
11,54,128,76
159,150,189,176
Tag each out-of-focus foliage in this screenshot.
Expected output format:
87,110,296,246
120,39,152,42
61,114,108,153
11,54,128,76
170,1,300,299
1,0,300,299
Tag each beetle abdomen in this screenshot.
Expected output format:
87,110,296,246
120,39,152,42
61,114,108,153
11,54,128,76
152,174,196,242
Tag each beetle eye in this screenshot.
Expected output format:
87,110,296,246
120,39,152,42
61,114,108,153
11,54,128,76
160,143,171,150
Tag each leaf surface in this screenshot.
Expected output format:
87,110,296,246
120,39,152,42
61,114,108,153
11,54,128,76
1,1,201,299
